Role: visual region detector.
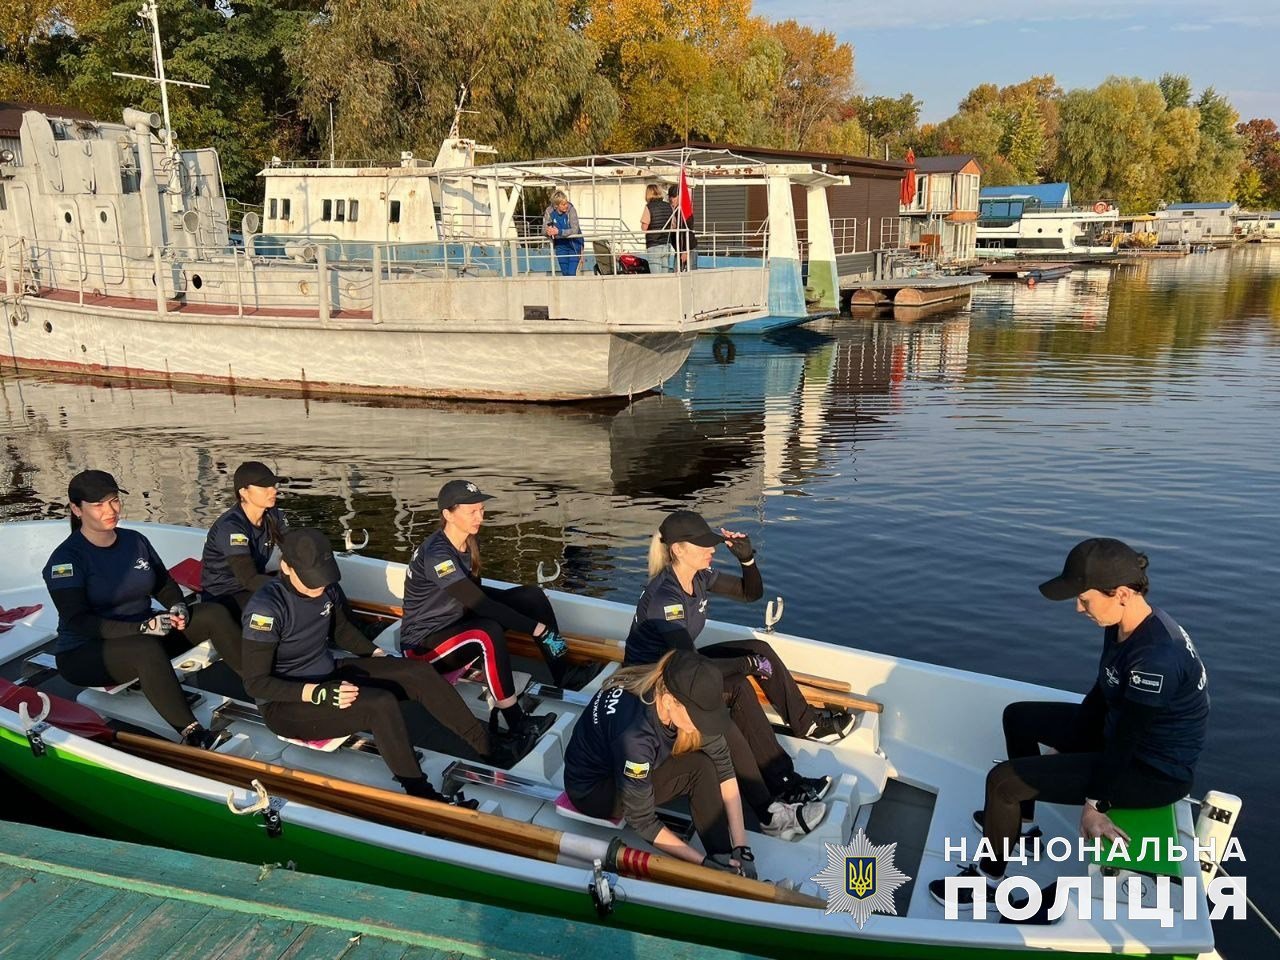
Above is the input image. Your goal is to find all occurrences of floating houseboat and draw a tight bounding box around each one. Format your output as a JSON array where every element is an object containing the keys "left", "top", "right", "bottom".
[{"left": 976, "top": 184, "right": 1120, "bottom": 260}]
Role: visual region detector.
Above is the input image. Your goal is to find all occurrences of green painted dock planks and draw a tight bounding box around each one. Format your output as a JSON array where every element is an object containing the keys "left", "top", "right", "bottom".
[{"left": 0, "top": 820, "right": 765, "bottom": 960}]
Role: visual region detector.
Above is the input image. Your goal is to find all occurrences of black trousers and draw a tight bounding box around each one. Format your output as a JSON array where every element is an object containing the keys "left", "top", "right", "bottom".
[
  {"left": 56, "top": 602, "right": 240, "bottom": 732},
  {"left": 700, "top": 638, "right": 818, "bottom": 792},
  {"left": 262, "top": 657, "right": 492, "bottom": 780},
  {"left": 409, "top": 585, "right": 563, "bottom": 692},
  {"left": 982, "top": 700, "right": 1191, "bottom": 873},
  {"left": 569, "top": 751, "right": 733, "bottom": 856}
]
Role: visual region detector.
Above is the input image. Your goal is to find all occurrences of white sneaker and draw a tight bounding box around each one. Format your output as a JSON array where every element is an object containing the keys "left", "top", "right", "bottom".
[{"left": 762, "top": 800, "right": 827, "bottom": 841}]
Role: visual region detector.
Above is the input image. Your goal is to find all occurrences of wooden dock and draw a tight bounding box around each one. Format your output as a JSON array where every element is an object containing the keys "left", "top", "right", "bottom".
[
  {"left": 841, "top": 275, "right": 987, "bottom": 310},
  {"left": 0, "top": 820, "right": 765, "bottom": 960}
]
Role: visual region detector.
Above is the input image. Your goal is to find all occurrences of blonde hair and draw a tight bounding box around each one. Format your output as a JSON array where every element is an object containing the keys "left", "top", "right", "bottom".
[
  {"left": 645, "top": 184, "right": 663, "bottom": 202},
  {"left": 646, "top": 531, "right": 672, "bottom": 579},
  {"left": 551, "top": 190, "right": 569, "bottom": 205},
  {"left": 608, "top": 652, "right": 701, "bottom": 755}
]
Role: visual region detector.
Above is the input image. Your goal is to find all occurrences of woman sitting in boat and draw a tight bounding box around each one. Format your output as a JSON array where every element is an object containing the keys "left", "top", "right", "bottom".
[
  {"left": 564, "top": 650, "right": 771, "bottom": 874},
  {"left": 240, "top": 527, "right": 522, "bottom": 802},
  {"left": 542, "top": 190, "right": 584, "bottom": 277},
  {"left": 929, "top": 538, "right": 1210, "bottom": 907},
  {"left": 640, "top": 183, "right": 673, "bottom": 272},
  {"left": 398, "top": 480, "right": 561, "bottom": 744},
  {"left": 627, "top": 511, "right": 854, "bottom": 804},
  {"left": 199, "top": 461, "right": 288, "bottom": 635},
  {"left": 42, "top": 470, "right": 240, "bottom": 749}
]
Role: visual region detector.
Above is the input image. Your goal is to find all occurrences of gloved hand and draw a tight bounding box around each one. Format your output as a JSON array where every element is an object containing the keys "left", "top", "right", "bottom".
[
  {"left": 139, "top": 613, "right": 173, "bottom": 636},
  {"left": 701, "top": 852, "right": 740, "bottom": 874},
  {"left": 724, "top": 533, "right": 754, "bottom": 563},
  {"left": 536, "top": 627, "right": 568, "bottom": 660},
  {"left": 168, "top": 602, "right": 190, "bottom": 630},
  {"left": 732, "top": 845, "right": 757, "bottom": 881},
  {"left": 308, "top": 681, "right": 351, "bottom": 708},
  {"left": 746, "top": 653, "right": 773, "bottom": 680}
]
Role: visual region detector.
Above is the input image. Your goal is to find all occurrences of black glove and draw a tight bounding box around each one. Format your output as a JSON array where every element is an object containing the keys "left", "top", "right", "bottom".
[
  {"left": 732, "top": 845, "right": 757, "bottom": 881},
  {"left": 536, "top": 628, "right": 568, "bottom": 660},
  {"left": 308, "top": 681, "right": 345, "bottom": 707},
  {"left": 725, "top": 535, "right": 754, "bottom": 563},
  {"left": 138, "top": 613, "right": 173, "bottom": 636},
  {"left": 745, "top": 654, "right": 773, "bottom": 680},
  {"left": 168, "top": 602, "right": 190, "bottom": 624},
  {"left": 701, "top": 852, "right": 739, "bottom": 874}
]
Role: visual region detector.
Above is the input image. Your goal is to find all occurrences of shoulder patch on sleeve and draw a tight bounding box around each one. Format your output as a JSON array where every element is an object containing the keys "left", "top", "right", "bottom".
[
  {"left": 623, "top": 760, "right": 651, "bottom": 780},
  {"left": 51, "top": 562, "right": 74, "bottom": 579},
  {"left": 1129, "top": 670, "right": 1164, "bottom": 694},
  {"left": 248, "top": 613, "right": 275, "bottom": 632},
  {"left": 663, "top": 603, "right": 684, "bottom": 622},
  {"left": 433, "top": 559, "right": 457, "bottom": 578},
  {"left": 228, "top": 532, "right": 249, "bottom": 547}
]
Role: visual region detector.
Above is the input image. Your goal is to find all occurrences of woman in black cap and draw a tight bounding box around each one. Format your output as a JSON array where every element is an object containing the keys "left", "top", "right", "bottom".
[
  {"left": 564, "top": 650, "right": 764, "bottom": 872},
  {"left": 41, "top": 470, "right": 240, "bottom": 748},
  {"left": 627, "top": 511, "right": 852, "bottom": 807},
  {"left": 398, "top": 479, "right": 562, "bottom": 743},
  {"left": 200, "top": 461, "right": 289, "bottom": 632},
  {"left": 240, "top": 528, "right": 519, "bottom": 802},
  {"left": 929, "top": 537, "right": 1210, "bottom": 907}
]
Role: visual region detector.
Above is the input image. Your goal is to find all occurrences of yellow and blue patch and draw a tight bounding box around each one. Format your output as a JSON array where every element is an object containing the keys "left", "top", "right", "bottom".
[
  {"left": 663, "top": 603, "right": 684, "bottom": 621},
  {"left": 433, "top": 559, "right": 457, "bottom": 578},
  {"left": 50, "top": 563, "right": 74, "bottom": 579},
  {"left": 846, "top": 856, "right": 877, "bottom": 900},
  {"left": 229, "top": 532, "right": 249, "bottom": 547},
  {"left": 248, "top": 613, "right": 275, "bottom": 632},
  {"left": 623, "top": 760, "right": 650, "bottom": 780}
]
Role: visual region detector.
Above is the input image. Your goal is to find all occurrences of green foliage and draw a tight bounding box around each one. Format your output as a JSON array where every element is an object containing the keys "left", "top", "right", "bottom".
[
  {"left": 1237, "top": 118, "right": 1280, "bottom": 208},
  {"left": 849, "top": 93, "right": 920, "bottom": 155},
  {"left": 1158, "top": 73, "right": 1191, "bottom": 110}
]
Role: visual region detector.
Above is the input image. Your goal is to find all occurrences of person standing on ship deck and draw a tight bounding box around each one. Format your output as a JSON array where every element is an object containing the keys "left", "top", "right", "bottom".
[
  {"left": 641, "top": 184, "right": 674, "bottom": 272},
  {"left": 543, "top": 191, "right": 584, "bottom": 276}
]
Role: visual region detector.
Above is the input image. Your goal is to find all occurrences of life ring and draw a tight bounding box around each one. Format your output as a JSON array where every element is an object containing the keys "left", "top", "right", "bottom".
[
  {"left": 711, "top": 335, "right": 736, "bottom": 365},
  {"left": 1092, "top": 201, "right": 1109, "bottom": 214}
]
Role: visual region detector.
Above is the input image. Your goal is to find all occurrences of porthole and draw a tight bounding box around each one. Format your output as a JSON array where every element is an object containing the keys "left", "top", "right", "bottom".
[
  {"left": 43, "top": 321, "right": 53, "bottom": 333},
  {"left": 63, "top": 212, "right": 72, "bottom": 224},
  {"left": 81, "top": 344, "right": 87, "bottom": 353},
  {"left": 191, "top": 274, "right": 203, "bottom": 290},
  {"left": 99, "top": 211, "right": 108, "bottom": 223}
]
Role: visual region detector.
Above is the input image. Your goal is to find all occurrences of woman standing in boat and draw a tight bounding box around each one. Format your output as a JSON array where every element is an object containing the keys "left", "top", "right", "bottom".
[
  {"left": 42, "top": 470, "right": 240, "bottom": 749},
  {"left": 542, "top": 191, "right": 584, "bottom": 276},
  {"left": 399, "top": 480, "right": 562, "bottom": 743},
  {"left": 200, "top": 461, "right": 288, "bottom": 640},
  {"left": 563, "top": 651, "right": 762, "bottom": 873},
  {"left": 627, "top": 511, "right": 854, "bottom": 804},
  {"left": 929, "top": 538, "right": 1210, "bottom": 906},
  {"left": 640, "top": 184, "right": 673, "bottom": 272},
  {"left": 240, "top": 528, "right": 518, "bottom": 802}
]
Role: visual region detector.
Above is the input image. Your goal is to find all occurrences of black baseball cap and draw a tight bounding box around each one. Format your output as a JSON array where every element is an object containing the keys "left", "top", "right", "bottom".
[
  {"left": 438, "top": 479, "right": 494, "bottom": 512},
  {"left": 68, "top": 470, "right": 127, "bottom": 504},
  {"left": 281, "top": 528, "right": 341, "bottom": 589},
  {"left": 663, "top": 651, "right": 731, "bottom": 737},
  {"left": 234, "top": 461, "right": 279, "bottom": 491},
  {"left": 659, "top": 510, "right": 722, "bottom": 548},
  {"left": 1039, "top": 538, "right": 1148, "bottom": 601}
]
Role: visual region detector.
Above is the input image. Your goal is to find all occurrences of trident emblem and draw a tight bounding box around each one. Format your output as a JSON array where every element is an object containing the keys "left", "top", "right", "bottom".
[{"left": 846, "top": 856, "right": 877, "bottom": 900}]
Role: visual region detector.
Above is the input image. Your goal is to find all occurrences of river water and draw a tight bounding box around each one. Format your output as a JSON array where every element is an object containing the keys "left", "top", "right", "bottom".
[{"left": 2, "top": 245, "right": 1277, "bottom": 953}]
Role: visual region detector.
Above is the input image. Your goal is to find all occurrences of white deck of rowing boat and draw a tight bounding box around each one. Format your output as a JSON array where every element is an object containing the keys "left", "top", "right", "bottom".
[{"left": 0, "top": 520, "right": 1221, "bottom": 956}]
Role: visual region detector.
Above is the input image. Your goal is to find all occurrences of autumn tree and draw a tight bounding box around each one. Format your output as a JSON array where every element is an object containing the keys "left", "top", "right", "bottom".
[
  {"left": 849, "top": 93, "right": 920, "bottom": 157},
  {"left": 1237, "top": 118, "right": 1280, "bottom": 207},
  {"left": 760, "top": 20, "right": 860, "bottom": 151}
]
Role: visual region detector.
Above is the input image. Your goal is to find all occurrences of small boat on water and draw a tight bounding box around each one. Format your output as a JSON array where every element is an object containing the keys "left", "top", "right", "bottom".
[
  {"left": 976, "top": 185, "right": 1120, "bottom": 261},
  {"left": 0, "top": 519, "right": 1236, "bottom": 958},
  {"left": 978, "top": 262, "right": 1074, "bottom": 282}
]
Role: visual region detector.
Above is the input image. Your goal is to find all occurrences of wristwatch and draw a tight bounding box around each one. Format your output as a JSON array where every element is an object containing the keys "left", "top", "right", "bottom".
[{"left": 1086, "top": 797, "right": 1112, "bottom": 814}]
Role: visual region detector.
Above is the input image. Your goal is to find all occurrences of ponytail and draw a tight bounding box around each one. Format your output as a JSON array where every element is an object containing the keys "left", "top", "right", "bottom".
[
  {"left": 647, "top": 531, "right": 671, "bottom": 579},
  {"left": 606, "top": 652, "right": 701, "bottom": 755}
]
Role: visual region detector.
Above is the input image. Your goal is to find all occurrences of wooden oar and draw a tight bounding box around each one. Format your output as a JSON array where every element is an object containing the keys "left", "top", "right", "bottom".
[
  {"left": 349, "top": 598, "right": 882, "bottom": 714},
  {"left": 115, "top": 732, "right": 824, "bottom": 909}
]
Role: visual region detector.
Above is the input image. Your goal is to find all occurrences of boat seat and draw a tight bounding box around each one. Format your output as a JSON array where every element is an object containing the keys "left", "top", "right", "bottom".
[
  {"left": 278, "top": 734, "right": 351, "bottom": 752},
  {"left": 554, "top": 790, "right": 622, "bottom": 828},
  {"left": 441, "top": 760, "right": 693, "bottom": 839},
  {"left": 1093, "top": 803, "right": 1182, "bottom": 878}
]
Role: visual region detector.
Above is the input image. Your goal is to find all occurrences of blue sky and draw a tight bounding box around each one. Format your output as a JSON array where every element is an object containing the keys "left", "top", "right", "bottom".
[{"left": 755, "top": 0, "right": 1278, "bottom": 125}]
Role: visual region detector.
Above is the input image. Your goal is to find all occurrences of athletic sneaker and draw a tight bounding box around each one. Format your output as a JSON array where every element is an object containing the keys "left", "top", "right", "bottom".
[
  {"left": 182, "top": 725, "right": 230, "bottom": 751},
  {"left": 971, "top": 810, "right": 1043, "bottom": 842},
  {"left": 398, "top": 776, "right": 479, "bottom": 809},
  {"left": 804, "top": 711, "right": 856, "bottom": 744},
  {"left": 928, "top": 863, "right": 1029, "bottom": 909},
  {"left": 777, "top": 773, "right": 833, "bottom": 804},
  {"left": 761, "top": 800, "right": 827, "bottom": 841}
]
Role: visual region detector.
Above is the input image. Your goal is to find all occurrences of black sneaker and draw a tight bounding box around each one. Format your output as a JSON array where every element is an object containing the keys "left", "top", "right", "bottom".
[
  {"left": 928, "top": 864, "right": 1028, "bottom": 909},
  {"left": 182, "top": 725, "right": 230, "bottom": 751},
  {"left": 778, "top": 773, "right": 833, "bottom": 804},
  {"left": 972, "top": 810, "right": 1043, "bottom": 842},
  {"left": 804, "top": 711, "right": 856, "bottom": 744},
  {"left": 513, "top": 711, "right": 558, "bottom": 741}
]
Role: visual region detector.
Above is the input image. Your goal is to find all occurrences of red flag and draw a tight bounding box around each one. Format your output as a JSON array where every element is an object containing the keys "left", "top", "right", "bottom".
[{"left": 678, "top": 167, "right": 694, "bottom": 222}]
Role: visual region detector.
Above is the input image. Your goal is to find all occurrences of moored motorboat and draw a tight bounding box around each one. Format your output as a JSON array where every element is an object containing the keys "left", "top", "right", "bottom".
[{"left": 0, "top": 518, "right": 1235, "bottom": 958}]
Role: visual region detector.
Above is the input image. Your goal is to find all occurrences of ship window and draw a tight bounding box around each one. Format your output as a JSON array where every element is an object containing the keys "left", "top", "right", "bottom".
[
  {"left": 99, "top": 210, "right": 107, "bottom": 223},
  {"left": 0, "top": 185, "right": 6, "bottom": 211},
  {"left": 1183, "top": 210, "right": 1194, "bottom": 217},
  {"left": 349, "top": 200, "right": 359, "bottom": 222},
  {"left": 64, "top": 211, "right": 72, "bottom": 224},
  {"left": 335, "top": 199, "right": 345, "bottom": 222},
  {"left": 281, "top": 199, "right": 291, "bottom": 219},
  {"left": 269, "top": 198, "right": 278, "bottom": 219},
  {"left": 322, "top": 199, "right": 332, "bottom": 221},
  {"left": 390, "top": 200, "right": 401, "bottom": 223}
]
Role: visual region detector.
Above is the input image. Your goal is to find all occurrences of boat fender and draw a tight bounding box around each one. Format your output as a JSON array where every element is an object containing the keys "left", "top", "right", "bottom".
[
  {"left": 1194, "top": 791, "right": 1243, "bottom": 879},
  {"left": 711, "top": 336, "right": 736, "bottom": 365},
  {"left": 1093, "top": 202, "right": 1109, "bottom": 214},
  {"left": 589, "top": 858, "right": 615, "bottom": 917}
]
